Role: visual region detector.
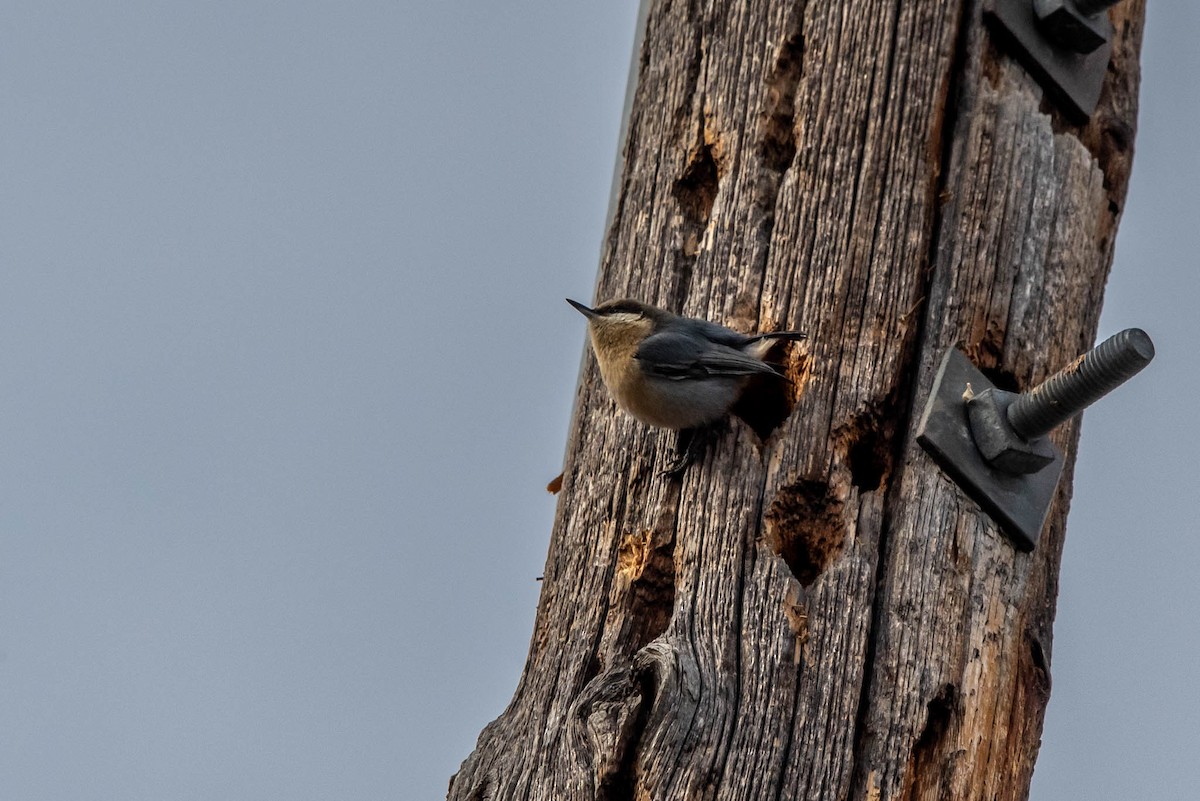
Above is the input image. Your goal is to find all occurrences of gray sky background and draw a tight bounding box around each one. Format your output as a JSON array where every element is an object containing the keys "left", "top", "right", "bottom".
[{"left": 0, "top": 3, "right": 1194, "bottom": 799}]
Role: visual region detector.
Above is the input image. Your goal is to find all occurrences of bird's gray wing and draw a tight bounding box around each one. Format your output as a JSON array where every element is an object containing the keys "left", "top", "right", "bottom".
[
  {"left": 635, "top": 330, "right": 779, "bottom": 380},
  {"left": 672, "top": 317, "right": 753, "bottom": 348},
  {"left": 675, "top": 317, "right": 806, "bottom": 347}
]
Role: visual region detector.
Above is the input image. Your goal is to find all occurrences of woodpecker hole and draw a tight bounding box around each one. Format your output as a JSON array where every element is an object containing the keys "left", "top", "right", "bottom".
[
  {"left": 844, "top": 414, "right": 891, "bottom": 492},
  {"left": 833, "top": 398, "right": 900, "bottom": 493},
  {"left": 758, "top": 29, "right": 804, "bottom": 175},
  {"left": 617, "top": 529, "right": 653, "bottom": 581},
  {"left": 614, "top": 524, "right": 676, "bottom": 651},
  {"left": 1025, "top": 633, "right": 1052, "bottom": 699},
  {"left": 587, "top": 662, "right": 656, "bottom": 801},
  {"left": 966, "top": 337, "right": 1020, "bottom": 392},
  {"left": 1029, "top": 636, "right": 1048, "bottom": 674},
  {"left": 979, "top": 365, "right": 1020, "bottom": 393},
  {"left": 672, "top": 141, "right": 720, "bottom": 258},
  {"left": 905, "top": 682, "right": 959, "bottom": 797},
  {"left": 580, "top": 650, "right": 603, "bottom": 690},
  {"left": 763, "top": 479, "right": 846, "bottom": 587},
  {"left": 733, "top": 341, "right": 811, "bottom": 441},
  {"left": 912, "top": 683, "right": 957, "bottom": 768},
  {"left": 848, "top": 436, "right": 887, "bottom": 492},
  {"left": 674, "top": 142, "right": 719, "bottom": 224}
]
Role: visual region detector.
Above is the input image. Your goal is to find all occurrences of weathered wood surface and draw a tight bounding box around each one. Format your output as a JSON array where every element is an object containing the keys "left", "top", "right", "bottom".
[{"left": 449, "top": 1, "right": 1144, "bottom": 799}]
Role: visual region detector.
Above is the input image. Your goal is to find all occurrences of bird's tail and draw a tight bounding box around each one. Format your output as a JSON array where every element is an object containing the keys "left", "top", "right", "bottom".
[
  {"left": 747, "top": 330, "right": 807, "bottom": 343},
  {"left": 743, "top": 330, "right": 807, "bottom": 362}
]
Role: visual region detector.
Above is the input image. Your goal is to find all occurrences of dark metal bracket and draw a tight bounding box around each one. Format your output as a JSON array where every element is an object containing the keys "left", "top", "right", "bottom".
[
  {"left": 917, "top": 329, "right": 1154, "bottom": 551},
  {"left": 917, "top": 350, "right": 1064, "bottom": 551},
  {"left": 983, "top": 0, "right": 1116, "bottom": 123}
]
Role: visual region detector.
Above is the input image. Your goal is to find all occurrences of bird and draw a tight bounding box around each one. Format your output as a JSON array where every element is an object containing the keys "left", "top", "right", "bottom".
[{"left": 567, "top": 297, "right": 806, "bottom": 474}]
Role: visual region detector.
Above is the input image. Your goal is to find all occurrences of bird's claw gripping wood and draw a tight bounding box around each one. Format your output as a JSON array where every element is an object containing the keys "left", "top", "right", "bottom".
[{"left": 658, "top": 426, "right": 709, "bottom": 478}]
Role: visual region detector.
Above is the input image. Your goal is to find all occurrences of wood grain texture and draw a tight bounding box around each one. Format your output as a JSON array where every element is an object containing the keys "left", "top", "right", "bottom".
[{"left": 448, "top": 1, "right": 1145, "bottom": 799}]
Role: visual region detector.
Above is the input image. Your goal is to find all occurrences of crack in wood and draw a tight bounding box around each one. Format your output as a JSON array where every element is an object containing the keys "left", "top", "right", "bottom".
[{"left": 847, "top": 0, "right": 973, "bottom": 795}]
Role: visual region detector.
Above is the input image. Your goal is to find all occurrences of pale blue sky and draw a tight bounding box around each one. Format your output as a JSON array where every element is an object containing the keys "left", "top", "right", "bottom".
[{"left": 0, "top": 3, "right": 1194, "bottom": 799}]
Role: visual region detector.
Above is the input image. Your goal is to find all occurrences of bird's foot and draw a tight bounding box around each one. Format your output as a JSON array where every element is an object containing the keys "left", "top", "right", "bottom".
[{"left": 659, "top": 426, "right": 710, "bottom": 478}]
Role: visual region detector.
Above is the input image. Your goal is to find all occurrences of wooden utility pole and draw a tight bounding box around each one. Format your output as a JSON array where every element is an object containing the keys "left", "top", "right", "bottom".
[{"left": 450, "top": 1, "right": 1144, "bottom": 798}]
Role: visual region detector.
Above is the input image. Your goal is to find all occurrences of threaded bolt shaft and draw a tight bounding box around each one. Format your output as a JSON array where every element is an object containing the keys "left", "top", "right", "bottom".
[{"left": 1007, "top": 328, "right": 1154, "bottom": 440}]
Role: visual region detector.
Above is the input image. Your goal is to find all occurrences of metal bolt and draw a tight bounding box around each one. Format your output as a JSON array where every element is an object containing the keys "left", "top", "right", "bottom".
[
  {"left": 918, "top": 325, "right": 1153, "bottom": 549},
  {"left": 1007, "top": 327, "right": 1155, "bottom": 440}
]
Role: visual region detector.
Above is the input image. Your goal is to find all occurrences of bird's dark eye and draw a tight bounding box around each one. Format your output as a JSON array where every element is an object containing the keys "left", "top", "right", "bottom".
[{"left": 598, "top": 299, "right": 646, "bottom": 316}]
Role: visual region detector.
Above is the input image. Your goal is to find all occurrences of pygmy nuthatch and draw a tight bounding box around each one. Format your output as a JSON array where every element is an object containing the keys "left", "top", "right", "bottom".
[{"left": 567, "top": 298, "right": 806, "bottom": 471}]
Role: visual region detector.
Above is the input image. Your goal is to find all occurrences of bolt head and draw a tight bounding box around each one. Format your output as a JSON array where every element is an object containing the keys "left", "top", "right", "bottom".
[
  {"left": 966, "top": 388, "right": 1057, "bottom": 475},
  {"left": 1033, "top": 0, "right": 1112, "bottom": 54},
  {"left": 1036, "top": 0, "right": 1108, "bottom": 54}
]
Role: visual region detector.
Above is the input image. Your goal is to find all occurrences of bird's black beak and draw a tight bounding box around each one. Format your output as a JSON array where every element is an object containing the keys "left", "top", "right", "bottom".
[{"left": 566, "top": 298, "right": 599, "bottom": 319}]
